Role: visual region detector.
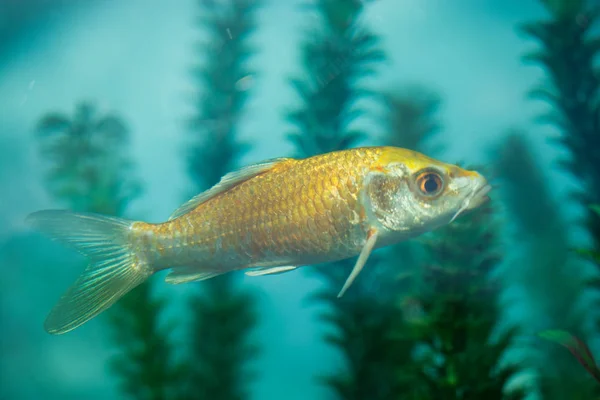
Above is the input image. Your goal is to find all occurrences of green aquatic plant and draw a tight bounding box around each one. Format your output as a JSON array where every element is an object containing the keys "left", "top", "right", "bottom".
[
  {"left": 186, "top": 0, "right": 257, "bottom": 190},
  {"left": 378, "top": 88, "right": 520, "bottom": 398},
  {"left": 106, "top": 281, "right": 183, "bottom": 400},
  {"left": 380, "top": 85, "right": 444, "bottom": 154},
  {"left": 285, "top": 0, "right": 400, "bottom": 398},
  {"left": 35, "top": 102, "right": 141, "bottom": 214},
  {"left": 522, "top": 0, "right": 600, "bottom": 245},
  {"left": 578, "top": 206, "right": 600, "bottom": 265},
  {"left": 520, "top": 0, "right": 600, "bottom": 277},
  {"left": 286, "top": 0, "right": 385, "bottom": 156},
  {"left": 407, "top": 193, "right": 524, "bottom": 399},
  {"left": 493, "top": 131, "right": 593, "bottom": 399},
  {"left": 520, "top": 1, "right": 600, "bottom": 395},
  {"left": 35, "top": 102, "right": 180, "bottom": 399},
  {"left": 378, "top": 85, "right": 444, "bottom": 289},
  {"left": 537, "top": 329, "right": 600, "bottom": 384},
  {"left": 184, "top": 276, "right": 259, "bottom": 400},
  {"left": 378, "top": 85, "right": 445, "bottom": 396},
  {"left": 549, "top": 205, "right": 600, "bottom": 388},
  {"left": 184, "top": 0, "right": 261, "bottom": 398}
]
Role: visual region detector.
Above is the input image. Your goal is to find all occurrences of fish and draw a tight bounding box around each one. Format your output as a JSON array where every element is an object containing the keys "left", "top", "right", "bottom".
[{"left": 26, "top": 146, "right": 491, "bottom": 335}]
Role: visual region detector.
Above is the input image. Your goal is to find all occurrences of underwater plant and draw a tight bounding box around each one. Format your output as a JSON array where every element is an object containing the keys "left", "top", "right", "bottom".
[
  {"left": 520, "top": 1, "right": 600, "bottom": 395},
  {"left": 186, "top": 0, "right": 257, "bottom": 189},
  {"left": 380, "top": 85, "right": 444, "bottom": 153},
  {"left": 493, "top": 131, "right": 595, "bottom": 399},
  {"left": 378, "top": 85, "right": 444, "bottom": 287},
  {"left": 286, "top": 0, "right": 385, "bottom": 156},
  {"left": 378, "top": 86, "right": 449, "bottom": 397},
  {"left": 183, "top": 0, "right": 261, "bottom": 398},
  {"left": 379, "top": 89, "right": 521, "bottom": 398},
  {"left": 538, "top": 328, "right": 600, "bottom": 385},
  {"left": 35, "top": 102, "right": 140, "bottom": 214},
  {"left": 408, "top": 192, "right": 524, "bottom": 399},
  {"left": 284, "top": 1, "right": 408, "bottom": 398},
  {"left": 106, "top": 281, "right": 183, "bottom": 400},
  {"left": 520, "top": 0, "right": 600, "bottom": 252},
  {"left": 35, "top": 102, "right": 181, "bottom": 399}
]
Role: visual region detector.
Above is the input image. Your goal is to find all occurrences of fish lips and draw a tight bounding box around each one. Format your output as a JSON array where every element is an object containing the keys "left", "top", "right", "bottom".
[
  {"left": 466, "top": 183, "right": 492, "bottom": 210},
  {"left": 449, "top": 182, "right": 492, "bottom": 223}
]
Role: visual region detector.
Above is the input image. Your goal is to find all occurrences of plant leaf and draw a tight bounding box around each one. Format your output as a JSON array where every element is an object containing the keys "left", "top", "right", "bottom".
[{"left": 538, "top": 329, "right": 600, "bottom": 383}]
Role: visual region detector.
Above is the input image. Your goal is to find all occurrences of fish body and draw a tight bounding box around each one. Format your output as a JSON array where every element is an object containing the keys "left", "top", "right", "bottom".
[
  {"left": 27, "top": 146, "right": 491, "bottom": 334},
  {"left": 141, "top": 147, "right": 384, "bottom": 276}
]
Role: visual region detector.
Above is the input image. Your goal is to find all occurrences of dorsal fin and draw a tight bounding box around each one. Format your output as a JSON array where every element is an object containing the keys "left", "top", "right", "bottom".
[{"left": 168, "top": 157, "right": 294, "bottom": 220}]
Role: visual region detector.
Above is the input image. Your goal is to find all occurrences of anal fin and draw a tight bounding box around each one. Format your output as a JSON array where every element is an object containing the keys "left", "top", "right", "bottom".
[
  {"left": 245, "top": 265, "right": 298, "bottom": 277},
  {"left": 165, "top": 266, "right": 223, "bottom": 285},
  {"left": 337, "top": 228, "right": 379, "bottom": 298}
]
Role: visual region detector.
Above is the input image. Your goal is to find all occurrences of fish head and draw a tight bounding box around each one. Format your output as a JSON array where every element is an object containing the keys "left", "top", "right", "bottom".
[{"left": 363, "top": 147, "right": 491, "bottom": 242}]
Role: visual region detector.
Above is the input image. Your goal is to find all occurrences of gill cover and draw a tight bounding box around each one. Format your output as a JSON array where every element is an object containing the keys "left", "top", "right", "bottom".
[{"left": 364, "top": 164, "right": 415, "bottom": 232}]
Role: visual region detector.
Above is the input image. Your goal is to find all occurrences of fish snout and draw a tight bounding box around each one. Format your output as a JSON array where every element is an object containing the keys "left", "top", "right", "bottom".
[
  {"left": 448, "top": 171, "right": 491, "bottom": 223},
  {"left": 466, "top": 173, "right": 491, "bottom": 210}
]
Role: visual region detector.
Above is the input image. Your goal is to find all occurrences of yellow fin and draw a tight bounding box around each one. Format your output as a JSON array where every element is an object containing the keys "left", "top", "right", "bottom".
[
  {"left": 245, "top": 265, "right": 298, "bottom": 276},
  {"left": 168, "top": 157, "right": 294, "bottom": 220}
]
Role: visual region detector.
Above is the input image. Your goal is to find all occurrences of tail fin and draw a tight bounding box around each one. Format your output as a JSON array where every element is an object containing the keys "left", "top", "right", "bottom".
[{"left": 26, "top": 210, "right": 152, "bottom": 335}]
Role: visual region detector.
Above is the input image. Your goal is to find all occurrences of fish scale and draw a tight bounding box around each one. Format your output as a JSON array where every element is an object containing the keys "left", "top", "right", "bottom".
[{"left": 150, "top": 148, "right": 378, "bottom": 272}]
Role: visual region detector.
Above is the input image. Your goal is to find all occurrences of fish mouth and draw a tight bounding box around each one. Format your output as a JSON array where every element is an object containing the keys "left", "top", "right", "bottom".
[
  {"left": 449, "top": 182, "right": 492, "bottom": 223},
  {"left": 467, "top": 183, "right": 492, "bottom": 209}
]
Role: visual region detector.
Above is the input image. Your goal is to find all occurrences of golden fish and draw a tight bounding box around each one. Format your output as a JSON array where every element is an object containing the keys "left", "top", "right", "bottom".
[{"left": 27, "top": 146, "right": 491, "bottom": 334}]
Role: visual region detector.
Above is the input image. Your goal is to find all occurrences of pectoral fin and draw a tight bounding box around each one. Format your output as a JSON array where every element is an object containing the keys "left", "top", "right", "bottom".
[
  {"left": 245, "top": 265, "right": 298, "bottom": 276},
  {"left": 337, "top": 229, "right": 379, "bottom": 298}
]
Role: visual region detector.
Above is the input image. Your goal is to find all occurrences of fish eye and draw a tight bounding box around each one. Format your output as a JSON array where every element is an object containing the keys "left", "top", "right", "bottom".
[{"left": 415, "top": 171, "right": 443, "bottom": 196}]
